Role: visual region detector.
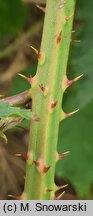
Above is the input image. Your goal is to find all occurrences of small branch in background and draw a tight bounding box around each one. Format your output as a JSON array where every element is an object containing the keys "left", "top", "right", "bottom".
[
  {"left": 0, "top": 20, "right": 43, "bottom": 90},
  {"left": 2, "top": 89, "right": 31, "bottom": 107},
  {"left": 0, "top": 20, "right": 43, "bottom": 60},
  {"left": 0, "top": 51, "right": 27, "bottom": 84}
]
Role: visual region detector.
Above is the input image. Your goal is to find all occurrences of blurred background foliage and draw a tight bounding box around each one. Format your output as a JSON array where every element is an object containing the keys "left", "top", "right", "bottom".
[
  {"left": 0, "top": 0, "right": 26, "bottom": 42},
  {"left": 57, "top": 0, "right": 93, "bottom": 198},
  {"left": 0, "top": 0, "right": 93, "bottom": 199}
]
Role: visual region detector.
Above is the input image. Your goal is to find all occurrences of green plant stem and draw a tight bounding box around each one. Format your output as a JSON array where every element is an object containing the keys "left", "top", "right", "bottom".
[{"left": 25, "top": 0, "right": 76, "bottom": 200}]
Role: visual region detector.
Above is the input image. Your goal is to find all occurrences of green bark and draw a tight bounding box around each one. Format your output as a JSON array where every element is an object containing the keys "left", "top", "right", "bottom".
[{"left": 25, "top": 0, "right": 76, "bottom": 200}]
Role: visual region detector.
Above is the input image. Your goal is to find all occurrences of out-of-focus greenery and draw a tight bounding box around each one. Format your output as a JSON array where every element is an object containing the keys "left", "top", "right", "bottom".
[
  {"left": 57, "top": 0, "right": 93, "bottom": 197},
  {"left": 0, "top": 0, "right": 93, "bottom": 198},
  {"left": 0, "top": 0, "right": 26, "bottom": 43}
]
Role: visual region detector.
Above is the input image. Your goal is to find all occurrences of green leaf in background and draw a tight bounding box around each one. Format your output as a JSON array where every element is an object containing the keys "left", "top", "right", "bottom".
[
  {"left": 0, "top": 0, "right": 26, "bottom": 42},
  {"left": 0, "top": 100, "right": 33, "bottom": 120},
  {"left": 57, "top": 100, "right": 93, "bottom": 197},
  {"left": 57, "top": 0, "right": 93, "bottom": 197}
]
